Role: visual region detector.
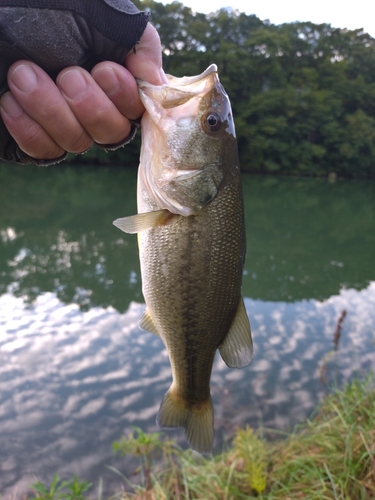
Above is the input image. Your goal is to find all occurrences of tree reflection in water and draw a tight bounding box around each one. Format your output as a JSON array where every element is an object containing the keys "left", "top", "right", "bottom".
[{"left": 0, "top": 163, "right": 374, "bottom": 496}]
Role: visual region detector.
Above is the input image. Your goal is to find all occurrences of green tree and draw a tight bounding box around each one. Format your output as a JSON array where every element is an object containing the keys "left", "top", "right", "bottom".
[{"left": 70, "top": 1, "right": 375, "bottom": 178}]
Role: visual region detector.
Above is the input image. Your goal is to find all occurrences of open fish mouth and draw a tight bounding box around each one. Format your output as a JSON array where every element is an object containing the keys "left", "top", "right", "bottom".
[{"left": 139, "top": 64, "right": 218, "bottom": 90}]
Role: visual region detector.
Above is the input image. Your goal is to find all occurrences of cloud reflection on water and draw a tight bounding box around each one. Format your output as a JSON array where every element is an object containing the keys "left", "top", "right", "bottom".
[{"left": 1, "top": 284, "right": 374, "bottom": 496}]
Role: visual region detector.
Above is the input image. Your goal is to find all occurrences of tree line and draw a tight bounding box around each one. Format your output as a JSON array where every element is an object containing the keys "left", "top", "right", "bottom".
[{"left": 74, "top": 0, "right": 375, "bottom": 178}]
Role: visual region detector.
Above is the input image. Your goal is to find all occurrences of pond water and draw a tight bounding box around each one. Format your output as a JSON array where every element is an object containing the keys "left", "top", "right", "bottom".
[{"left": 0, "top": 164, "right": 374, "bottom": 496}]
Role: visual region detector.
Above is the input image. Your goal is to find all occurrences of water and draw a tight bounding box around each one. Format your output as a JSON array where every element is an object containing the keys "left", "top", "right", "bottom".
[{"left": 1, "top": 164, "right": 374, "bottom": 496}]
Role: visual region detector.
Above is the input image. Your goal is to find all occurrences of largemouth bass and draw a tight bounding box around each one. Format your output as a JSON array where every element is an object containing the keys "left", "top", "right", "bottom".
[{"left": 113, "top": 65, "right": 252, "bottom": 454}]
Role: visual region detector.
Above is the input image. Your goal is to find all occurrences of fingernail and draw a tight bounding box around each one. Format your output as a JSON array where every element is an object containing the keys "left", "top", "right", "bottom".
[
  {"left": 10, "top": 64, "right": 38, "bottom": 93},
  {"left": 92, "top": 67, "right": 120, "bottom": 94},
  {"left": 59, "top": 70, "right": 88, "bottom": 100},
  {"left": 0, "top": 92, "right": 23, "bottom": 117}
]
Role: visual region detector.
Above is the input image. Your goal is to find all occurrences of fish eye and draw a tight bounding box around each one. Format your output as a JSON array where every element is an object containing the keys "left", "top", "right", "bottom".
[{"left": 203, "top": 112, "right": 222, "bottom": 132}]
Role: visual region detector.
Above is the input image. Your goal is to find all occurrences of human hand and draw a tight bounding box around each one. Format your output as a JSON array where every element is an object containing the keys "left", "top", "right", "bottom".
[{"left": 0, "top": 24, "right": 166, "bottom": 162}]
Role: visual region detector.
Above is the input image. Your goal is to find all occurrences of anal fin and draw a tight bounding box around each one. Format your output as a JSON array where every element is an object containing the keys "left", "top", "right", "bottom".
[
  {"left": 139, "top": 309, "right": 159, "bottom": 336},
  {"left": 219, "top": 297, "right": 253, "bottom": 368}
]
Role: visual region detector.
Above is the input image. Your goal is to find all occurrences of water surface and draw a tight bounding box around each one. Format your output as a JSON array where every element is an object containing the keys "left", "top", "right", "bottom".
[{"left": 0, "top": 164, "right": 374, "bottom": 496}]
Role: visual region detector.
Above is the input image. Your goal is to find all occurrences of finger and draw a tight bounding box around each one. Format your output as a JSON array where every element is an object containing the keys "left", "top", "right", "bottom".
[
  {"left": 0, "top": 91, "right": 65, "bottom": 159},
  {"left": 7, "top": 60, "right": 92, "bottom": 154},
  {"left": 91, "top": 62, "right": 144, "bottom": 120},
  {"left": 125, "top": 24, "right": 168, "bottom": 85},
  {"left": 57, "top": 67, "right": 132, "bottom": 145}
]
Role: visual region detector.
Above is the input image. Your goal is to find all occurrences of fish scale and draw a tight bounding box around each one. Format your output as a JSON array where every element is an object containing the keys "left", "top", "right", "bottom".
[{"left": 113, "top": 65, "right": 253, "bottom": 453}]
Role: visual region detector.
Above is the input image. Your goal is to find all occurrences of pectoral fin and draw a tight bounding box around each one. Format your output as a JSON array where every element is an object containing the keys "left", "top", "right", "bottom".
[
  {"left": 113, "top": 209, "right": 178, "bottom": 234},
  {"left": 139, "top": 309, "right": 159, "bottom": 336},
  {"left": 219, "top": 297, "right": 253, "bottom": 368}
]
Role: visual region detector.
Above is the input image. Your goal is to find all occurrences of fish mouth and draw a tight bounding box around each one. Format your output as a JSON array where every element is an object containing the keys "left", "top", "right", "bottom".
[{"left": 138, "top": 64, "right": 218, "bottom": 89}]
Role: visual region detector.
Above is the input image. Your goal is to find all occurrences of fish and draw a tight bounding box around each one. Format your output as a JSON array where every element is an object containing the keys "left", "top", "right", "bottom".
[{"left": 113, "top": 64, "right": 252, "bottom": 454}]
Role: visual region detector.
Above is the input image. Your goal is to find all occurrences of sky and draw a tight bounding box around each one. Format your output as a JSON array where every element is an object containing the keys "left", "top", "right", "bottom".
[{"left": 161, "top": 0, "right": 375, "bottom": 38}]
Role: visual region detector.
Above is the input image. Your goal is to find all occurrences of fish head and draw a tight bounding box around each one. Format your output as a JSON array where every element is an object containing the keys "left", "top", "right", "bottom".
[{"left": 138, "top": 65, "right": 238, "bottom": 216}]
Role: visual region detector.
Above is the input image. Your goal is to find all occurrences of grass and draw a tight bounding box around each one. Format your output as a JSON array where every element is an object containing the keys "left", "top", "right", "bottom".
[
  {"left": 113, "top": 377, "right": 375, "bottom": 500},
  {"left": 5, "top": 377, "right": 375, "bottom": 500}
]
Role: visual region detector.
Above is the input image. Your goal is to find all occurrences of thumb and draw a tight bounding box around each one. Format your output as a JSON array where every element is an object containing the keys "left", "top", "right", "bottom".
[{"left": 125, "top": 23, "right": 168, "bottom": 85}]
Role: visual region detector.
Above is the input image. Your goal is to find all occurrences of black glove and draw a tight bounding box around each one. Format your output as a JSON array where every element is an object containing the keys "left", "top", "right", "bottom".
[{"left": 0, "top": 0, "right": 149, "bottom": 164}]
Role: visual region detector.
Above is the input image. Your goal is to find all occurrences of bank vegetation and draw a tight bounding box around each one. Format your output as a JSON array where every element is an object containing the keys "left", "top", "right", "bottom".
[{"left": 23, "top": 378, "right": 375, "bottom": 500}]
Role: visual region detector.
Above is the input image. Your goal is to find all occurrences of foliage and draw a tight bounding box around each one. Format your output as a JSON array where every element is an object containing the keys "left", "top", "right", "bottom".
[
  {"left": 113, "top": 427, "right": 166, "bottom": 458},
  {"left": 73, "top": 0, "right": 375, "bottom": 178},
  {"left": 17, "top": 378, "right": 374, "bottom": 499},
  {"left": 233, "top": 426, "right": 267, "bottom": 493},
  {"left": 266, "top": 378, "right": 375, "bottom": 499},
  {"left": 112, "top": 427, "right": 177, "bottom": 490},
  {"left": 112, "top": 378, "right": 375, "bottom": 499},
  {"left": 29, "top": 474, "right": 92, "bottom": 500}
]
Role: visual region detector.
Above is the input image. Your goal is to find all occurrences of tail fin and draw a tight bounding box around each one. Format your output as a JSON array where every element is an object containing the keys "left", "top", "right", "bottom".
[{"left": 157, "top": 388, "right": 214, "bottom": 454}]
